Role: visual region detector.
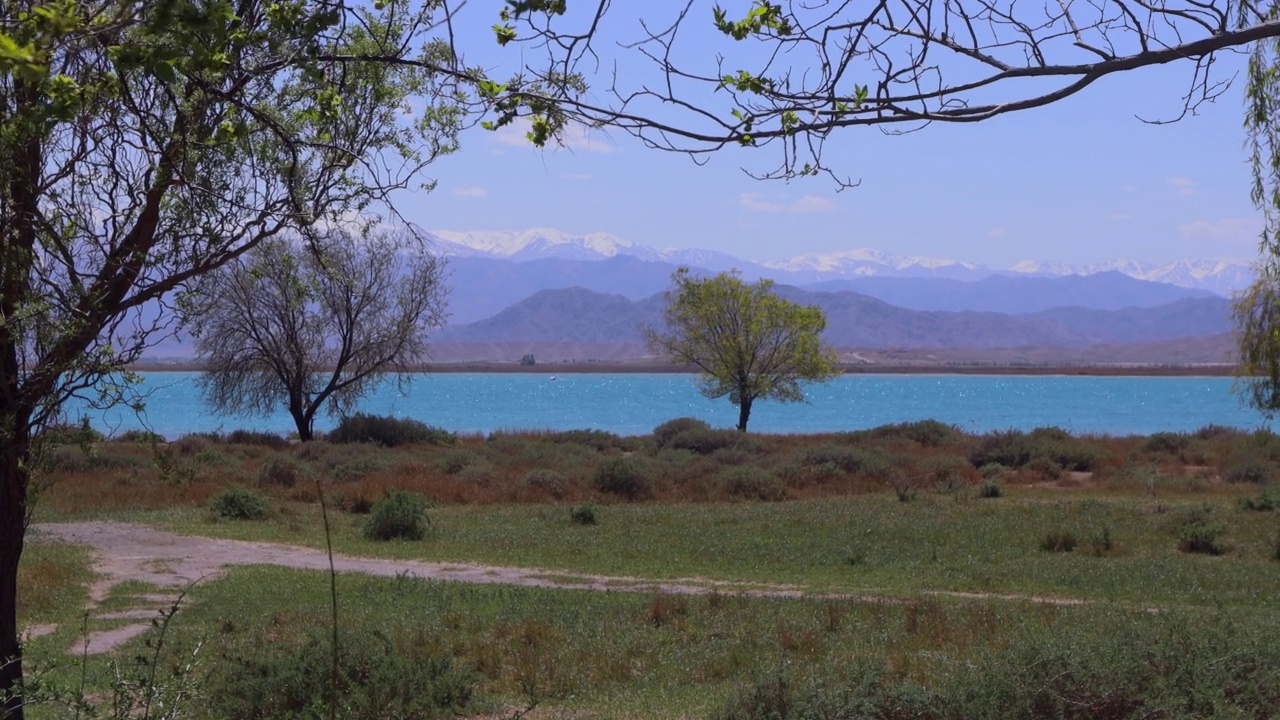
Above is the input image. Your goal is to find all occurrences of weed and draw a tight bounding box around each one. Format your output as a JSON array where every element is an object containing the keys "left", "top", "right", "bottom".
[
  {"left": 363, "top": 490, "right": 431, "bottom": 541},
  {"left": 1239, "top": 485, "right": 1280, "bottom": 511},
  {"left": 210, "top": 486, "right": 269, "bottom": 520},
  {"left": 549, "top": 428, "right": 629, "bottom": 451},
  {"left": 225, "top": 429, "right": 291, "bottom": 449},
  {"left": 1178, "top": 506, "right": 1227, "bottom": 555},
  {"left": 668, "top": 428, "right": 761, "bottom": 455},
  {"left": 1225, "top": 452, "right": 1275, "bottom": 484},
  {"left": 978, "top": 480, "right": 1003, "bottom": 498}
]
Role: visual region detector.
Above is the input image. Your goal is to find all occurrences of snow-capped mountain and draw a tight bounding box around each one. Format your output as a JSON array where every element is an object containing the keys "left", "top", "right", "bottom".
[
  {"left": 766, "top": 249, "right": 987, "bottom": 281},
  {"left": 424, "top": 227, "right": 1255, "bottom": 294},
  {"left": 1009, "top": 258, "right": 1255, "bottom": 295}
]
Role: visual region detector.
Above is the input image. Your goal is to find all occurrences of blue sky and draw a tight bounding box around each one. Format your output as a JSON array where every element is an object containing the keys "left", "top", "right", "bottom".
[{"left": 390, "top": 3, "right": 1262, "bottom": 269}]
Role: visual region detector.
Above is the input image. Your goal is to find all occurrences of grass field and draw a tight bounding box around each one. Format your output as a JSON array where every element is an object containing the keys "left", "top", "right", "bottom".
[{"left": 17, "top": 417, "right": 1280, "bottom": 718}]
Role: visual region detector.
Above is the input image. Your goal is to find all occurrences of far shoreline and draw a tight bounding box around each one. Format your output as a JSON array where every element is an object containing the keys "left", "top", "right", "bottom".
[{"left": 128, "top": 361, "right": 1240, "bottom": 377}]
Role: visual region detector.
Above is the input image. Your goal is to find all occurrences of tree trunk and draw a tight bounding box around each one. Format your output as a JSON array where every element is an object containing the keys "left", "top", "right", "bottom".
[
  {"left": 289, "top": 397, "right": 313, "bottom": 442},
  {"left": 0, "top": 431, "right": 29, "bottom": 720},
  {"left": 737, "top": 396, "right": 753, "bottom": 432}
]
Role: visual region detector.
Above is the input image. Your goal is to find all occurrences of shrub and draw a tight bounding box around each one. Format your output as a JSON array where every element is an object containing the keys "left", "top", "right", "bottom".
[
  {"left": 920, "top": 454, "right": 971, "bottom": 491},
  {"left": 1240, "top": 485, "right": 1280, "bottom": 512},
  {"left": 519, "top": 469, "right": 569, "bottom": 499},
  {"left": 1194, "top": 424, "right": 1243, "bottom": 440},
  {"left": 258, "top": 455, "right": 305, "bottom": 488},
  {"left": 978, "top": 480, "right": 1002, "bottom": 498},
  {"left": 969, "top": 430, "right": 1032, "bottom": 468},
  {"left": 1178, "top": 507, "right": 1226, "bottom": 555},
  {"left": 210, "top": 486, "right": 269, "bottom": 520},
  {"left": 329, "top": 413, "right": 455, "bottom": 447},
  {"left": 719, "top": 467, "right": 786, "bottom": 501},
  {"left": 363, "top": 490, "right": 431, "bottom": 541},
  {"left": 172, "top": 433, "right": 213, "bottom": 456},
  {"left": 38, "top": 417, "right": 105, "bottom": 446},
  {"left": 1040, "top": 531, "right": 1078, "bottom": 553},
  {"left": 207, "top": 629, "right": 476, "bottom": 720},
  {"left": 845, "top": 419, "right": 958, "bottom": 447},
  {"left": 549, "top": 428, "right": 629, "bottom": 451},
  {"left": 653, "top": 417, "right": 711, "bottom": 448},
  {"left": 225, "top": 429, "right": 290, "bottom": 449},
  {"left": 110, "top": 429, "right": 166, "bottom": 444},
  {"left": 978, "top": 462, "right": 1009, "bottom": 479},
  {"left": 593, "top": 456, "right": 652, "bottom": 499},
  {"left": 1141, "top": 431, "right": 1191, "bottom": 455},
  {"left": 800, "top": 445, "right": 888, "bottom": 475},
  {"left": 435, "top": 449, "right": 479, "bottom": 475},
  {"left": 668, "top": 428, "right": 761, "bottom": 455},
  {"left": 1225, "top": 453, "right": 1275, "bottom": 484},
  {"left": 570, "top": 504, "right": 598, "bottom": 525}
]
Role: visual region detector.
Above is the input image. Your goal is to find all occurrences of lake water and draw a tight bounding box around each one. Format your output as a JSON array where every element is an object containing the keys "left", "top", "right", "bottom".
[{"left": 70, "top": 372, "right": 1270, "bottom": 438}]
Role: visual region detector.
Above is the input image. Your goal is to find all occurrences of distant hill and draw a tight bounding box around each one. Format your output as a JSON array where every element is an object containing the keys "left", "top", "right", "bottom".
[
  {"left": 434, "top": 286, "right": 1233, "bottom": 349},
  {"left": 799, "top": 271, "right": 1214, "bottom": 314}
]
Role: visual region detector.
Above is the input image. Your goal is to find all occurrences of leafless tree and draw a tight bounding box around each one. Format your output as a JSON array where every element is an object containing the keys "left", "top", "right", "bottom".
[{"left": 190, "top": 229, "right": 448, "bottom": 441}]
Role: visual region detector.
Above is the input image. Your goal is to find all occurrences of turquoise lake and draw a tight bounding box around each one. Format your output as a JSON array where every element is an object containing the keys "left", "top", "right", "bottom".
[{"left": 72, "top": 372, "right": 1270, "bottom": 438}]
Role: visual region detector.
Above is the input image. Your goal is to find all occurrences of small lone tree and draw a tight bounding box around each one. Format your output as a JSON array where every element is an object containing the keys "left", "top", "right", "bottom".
[
  {"left": 645, "top": 269, "right": 838, "bottom": 431},
  {"left": 191, "top": 228, "right": 448, "bottom": 440}
]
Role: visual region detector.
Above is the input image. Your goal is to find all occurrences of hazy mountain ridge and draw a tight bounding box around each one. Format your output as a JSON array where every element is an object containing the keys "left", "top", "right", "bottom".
[
  {"left": 436, "top": 286, "right": 1232, "bottom": 350},
  {"left": 424, "top": 227, "right": 1254, "bottom": 294}
]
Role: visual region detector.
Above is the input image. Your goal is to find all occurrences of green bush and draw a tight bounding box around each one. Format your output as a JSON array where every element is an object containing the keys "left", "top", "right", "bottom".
[
  {"left": 1140, "top": 431, "right": 1191, "bottom": 455},
  {"left": 210, "top": 486, "right": 269, "bottom": 520},
  {"left": 363, "top": 490, "right": 431, "bottom": 541},
  {"left": 970, "top": 427, "right": 1101, "bottom": 472},
  {"left": 1225, "top": 452, "right": 1275, "bottom": 484},
  {"left": 593, "top": 456, "right": 652, "bottom": 499},
  {"left": 653, "top": 417, "right": 712, "bottom": 448},
  {"left": 435, "top": 449, "right": 479, "bottom": 475},
  {"left": 978, "top": 462, "right": 1009, "bottom": 479},
  {"left": 570, "top": 504, "right": 598, "bottom": 525},
  {"left": 1177, "top": 507, "right": 1226, "bottom": 555},
  {"left": 800, "top": 445, "right": 888, "bottom": 476},
  {"left": 329, "top": 413, "right": 455, "bottom": 447},
  {"left": 669, "top": 428, "right": 761, "bottom": 455},
  {"left": 549, "top": 428, "right": 630, "bottom": 451},
  {"left": 1040, "top": 530, "right": 1078, "bottom": 553},
  {"left": 258, "top": 455, "right": 305, "bottom": 488},
  {"left": 206, "top": 629, "right": 476, "bottom": 720},
  {"left": 226, "top": 429, "right": 290, "bottom": 449},
  {"left": 38, "top": 417, "right": 105, "bottom": 446},
  {"left": 920, "top": 454, "right": 971, "bottom": 491},
  {"left": 719, "top": 467, "right": 786, "bottom": 501},
  {"left": 978, "top": 480, "right": 1002, "bottom": 499},
  {"left": 1240, "top": 485, "right": 1280, "bottom": 512},
  {"left": 110, "top": 429, "right": 166, "bottom": 444},
  {"left": 172, "top": 433, "right": 214, "bottom": 456},
  {"left": 519, "top": 468, "right": 569, "bottom": 499},
  {"left": 843, "top": 419, "right": 958, "bottom": 447}
]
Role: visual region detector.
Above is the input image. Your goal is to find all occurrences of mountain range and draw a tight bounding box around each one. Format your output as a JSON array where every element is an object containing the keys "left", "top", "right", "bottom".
[{"left": 425, "top": 227, "right": 1256, "bottom": 295}]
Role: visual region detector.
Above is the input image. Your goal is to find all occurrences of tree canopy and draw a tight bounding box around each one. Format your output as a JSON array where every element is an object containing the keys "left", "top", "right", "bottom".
[{"left": 646, "top": 269, "right": 838, "bottom": 431}]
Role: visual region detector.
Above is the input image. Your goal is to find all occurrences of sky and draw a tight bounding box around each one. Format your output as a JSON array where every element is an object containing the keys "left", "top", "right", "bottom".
[{"left": 389, "top": 2, "right": 1263, "bottom": 269}]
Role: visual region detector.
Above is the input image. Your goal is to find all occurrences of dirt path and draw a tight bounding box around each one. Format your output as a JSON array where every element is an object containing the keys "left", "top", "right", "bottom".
[{"left": 28, "top": 521, "right": 1086, "bottom": 655}]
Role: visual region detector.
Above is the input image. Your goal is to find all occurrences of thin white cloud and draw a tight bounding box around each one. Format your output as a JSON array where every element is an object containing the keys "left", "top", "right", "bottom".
[
  {"left": 739, "top": 193, "right": 837, "bottom": 214},
  {"left": 453, "top": 185, "right": 488, "bottom": 198},
  {"left": 1167, "top": 176, "right": 1197, "bottom": 196},
  {"left": 493, "top": 118, "right": 617, "bottom": 154},
  {"left": 987, "top": 227, "right": 1007, "bottom": 238},
  {"left": 1109, "top": 213, "right": 1133, "bottom": 222},
  {"left": 1178, "top": 217, "right": 1263, "bottom": 244}
]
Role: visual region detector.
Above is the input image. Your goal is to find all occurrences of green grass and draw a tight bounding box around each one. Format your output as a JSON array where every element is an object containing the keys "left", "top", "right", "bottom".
[
  {"left": 17, "top": 538, "right": 94, "bottom": 627},
  {"left": 25, "top": 564, "right": 1280, "bottom": 720},
  {"left": 67, "top": 492, "right": 1280, "bottom": 609}
]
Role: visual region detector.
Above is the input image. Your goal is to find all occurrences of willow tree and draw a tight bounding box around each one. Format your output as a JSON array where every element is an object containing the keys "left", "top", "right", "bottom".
[
  {"left": 645, "top": 269, "right": 838, "bottom": 431},
  {"left": 191, "top": 228, "right": 449, "bottom": 441},
  {"left": 0, "top": 1, "right": 469, "bottom": 715}
]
